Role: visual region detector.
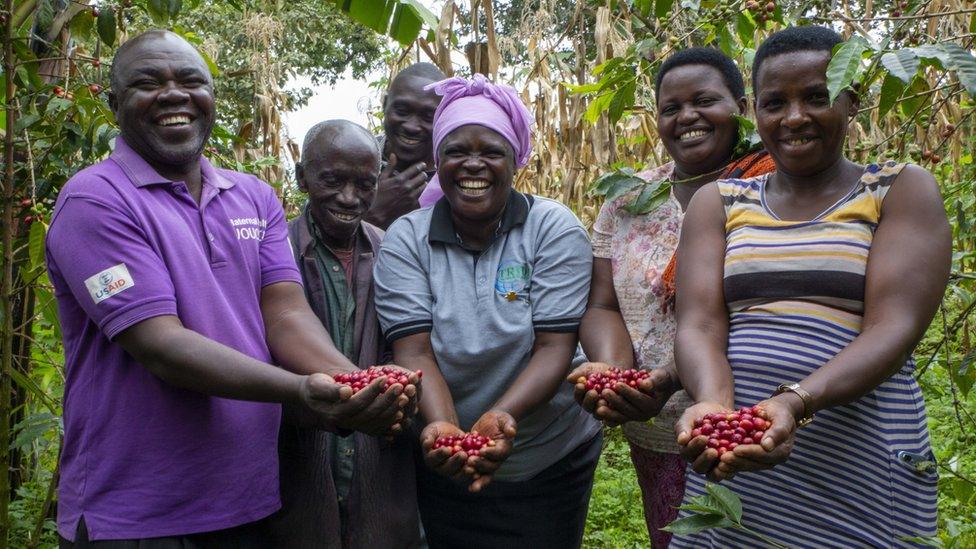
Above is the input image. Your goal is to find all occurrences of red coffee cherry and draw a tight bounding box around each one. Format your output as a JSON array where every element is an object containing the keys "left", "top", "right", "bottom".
[
  {"left": 691, "top": 405, "right": 772, "bottom": 458},
  {"left": 333, "top": 366, "right": 415, "bottom": 394},
  {"left": 432, "top": 431, "right": 495, "bottom": 456},
  {"left": 579, "top": 368, "right": 651, "bottom": 393}
]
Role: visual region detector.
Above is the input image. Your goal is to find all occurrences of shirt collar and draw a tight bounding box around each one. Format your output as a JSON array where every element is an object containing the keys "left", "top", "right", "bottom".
[
  {"left": 428, "top": 189, "right": 530, "bottom": 246},
  {"left": 110, "top": 136, "right": 234, "bottom": 191}
]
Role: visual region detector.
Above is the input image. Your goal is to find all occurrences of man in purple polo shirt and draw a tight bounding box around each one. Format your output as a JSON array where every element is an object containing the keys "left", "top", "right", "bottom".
[{"left": 46, "top": 30, "right": 420, "bottom": 547}]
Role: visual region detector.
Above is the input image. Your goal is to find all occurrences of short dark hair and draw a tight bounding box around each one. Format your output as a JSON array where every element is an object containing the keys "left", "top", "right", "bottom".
[
  {"left": 654, "top": 47, "right": 745, "bottom": 101},
  {"left": 109, "top": 30, "right": 208, "bottom": 92},
  {"left": 390, "top": 63, "right": 446, "bottom": 88},
  {"left": 752, "top": 26, "right": 844, "bottom": 92}
]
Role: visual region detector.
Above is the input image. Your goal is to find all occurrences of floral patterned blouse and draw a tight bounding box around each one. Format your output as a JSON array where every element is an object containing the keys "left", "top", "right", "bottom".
[{"left": 591, "top": 161, "right": 691, "bottom": 453}]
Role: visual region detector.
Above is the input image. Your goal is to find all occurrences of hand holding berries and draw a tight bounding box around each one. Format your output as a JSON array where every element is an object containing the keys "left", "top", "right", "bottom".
[
  {"left": 334, "top": 365, "right": 423, "bottom": 435},
  {"left": 567, "top": 362, "right": 679, "bottom": 426},
  {"left": 299, "top": 371, "right": 404, "bottom": 436},
  {"left": 464, "top": 410, "right": 517, "bottom": 492},
  {"left": 712, "top": 397, "right": 798, "bottom": 480},
  {"left": 421, "top": 421, "right": 473, "bottom": 482}
]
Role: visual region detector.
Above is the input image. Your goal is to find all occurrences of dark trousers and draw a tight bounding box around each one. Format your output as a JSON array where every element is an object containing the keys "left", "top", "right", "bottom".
[
  {"left": 417, "top": 431, "right": 603, "bottom": 549},
  {"left": 59, "top": 517, "right": 270, "bottom": 549}
]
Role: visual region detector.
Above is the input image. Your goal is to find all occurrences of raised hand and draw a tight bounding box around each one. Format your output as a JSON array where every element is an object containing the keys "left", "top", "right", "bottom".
[{"left": 364, "top": 153, "right": 430, "bottom": 228}]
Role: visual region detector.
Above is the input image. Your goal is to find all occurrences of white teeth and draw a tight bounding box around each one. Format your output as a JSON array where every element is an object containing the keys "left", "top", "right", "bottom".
[
  {"left": 678, "top": 129, "right": 709, "bottom": 141},
  {"left": 159, "top": 115, "right": 191, "bottom": 126},
  {"left": 787, "top": 138, "right": 812, "bottom": 146},
  {"left": 331, "top": 211, "right": 357, "bottom": 221},
  {"left": 399, "top": 136, "right": 421, "bottom": 145},
  {"left": 457, "top": 179, "right": 490, "bottom": 196}
]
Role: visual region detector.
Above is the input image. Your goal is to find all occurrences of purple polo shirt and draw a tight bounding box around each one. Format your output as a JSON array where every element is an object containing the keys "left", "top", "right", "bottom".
[{"left": 45, "top": 138, "right": 302, "bottom": 541}]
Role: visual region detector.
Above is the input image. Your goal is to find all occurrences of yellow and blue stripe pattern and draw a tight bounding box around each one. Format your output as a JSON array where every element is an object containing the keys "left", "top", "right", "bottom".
[{"left": 672, "top": 162, "right": 938, "bottom": 548}]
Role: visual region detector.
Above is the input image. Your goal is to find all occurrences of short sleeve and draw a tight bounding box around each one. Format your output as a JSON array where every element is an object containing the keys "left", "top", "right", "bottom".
[
  {"left": 530, "top": 207, "right": 593, "bottom": 332},
  {"left": 591, "top": 198, "right": 617, "bottom": 259},
  {"left": 258, "top": 185, "right": 302, "bottom": 287},
  {"left": 46, "top": 195, "right": 177, "bottom": 339},
  {"left": 373, "top": 221, "right": 433, "bottom": 342}
]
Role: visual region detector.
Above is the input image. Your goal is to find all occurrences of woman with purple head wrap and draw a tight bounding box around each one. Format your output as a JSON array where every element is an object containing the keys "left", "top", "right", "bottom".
[
  {"left": 373, "top": 74, "right": 602, "bottom": 548},
  {"left": 417, "top": 73, "right": 533, "bottom": 207}
]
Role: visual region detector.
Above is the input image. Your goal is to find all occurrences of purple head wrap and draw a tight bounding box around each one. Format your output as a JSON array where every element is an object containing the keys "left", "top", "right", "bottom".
[{"left": 417, "top": 74, "right": 534, "bottom": 207}]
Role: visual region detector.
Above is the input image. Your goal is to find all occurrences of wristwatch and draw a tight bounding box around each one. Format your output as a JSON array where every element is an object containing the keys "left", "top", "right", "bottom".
[{"left": 774, "top": 383, "right": 815, "bottom": 428}]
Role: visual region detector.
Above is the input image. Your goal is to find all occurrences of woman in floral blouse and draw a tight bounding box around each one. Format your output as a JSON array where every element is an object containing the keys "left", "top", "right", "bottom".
[{"left": 572, "top": 47, "right": 774, "bottom": 547}]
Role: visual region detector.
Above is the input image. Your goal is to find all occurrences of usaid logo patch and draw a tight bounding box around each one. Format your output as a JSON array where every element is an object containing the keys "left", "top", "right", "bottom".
[{"left": 84, "top": 263, "right": 135, "bottom": 304}]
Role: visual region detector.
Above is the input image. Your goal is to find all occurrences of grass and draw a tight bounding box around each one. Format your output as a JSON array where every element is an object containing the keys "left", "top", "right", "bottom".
[{"left": 584, "top": 428, "right": 650, "bottom": 548}]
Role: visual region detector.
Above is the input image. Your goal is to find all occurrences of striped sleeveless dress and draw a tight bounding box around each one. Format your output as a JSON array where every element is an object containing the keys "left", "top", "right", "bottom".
[{"left": 670, "top": 162, "right": 938, "bottom": 548}]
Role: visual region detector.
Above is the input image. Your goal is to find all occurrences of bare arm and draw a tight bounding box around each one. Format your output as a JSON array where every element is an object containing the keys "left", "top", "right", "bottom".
[
  {"left": 672, "top": 183, "right": 737, "bottom": 477},
  {"left": 492, "top": 331, "right": 578, "bottom": 421},
  {"left": 578, "top": 258, "right": 635, "bottom": 368},
  {"left": 261, "top": 280, "right": 358, "bottom": 376},
  {"left": 115, "top": 314, "right": 313, "bottom": 405},
  {"left": 792, "top": 165, "right": 951, "bottom": 415},
  {"left": 674, "top": 183, "right": 734, "bottom": 408}
]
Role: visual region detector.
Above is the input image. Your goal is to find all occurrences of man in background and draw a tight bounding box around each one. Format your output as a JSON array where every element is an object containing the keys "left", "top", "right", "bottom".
[{"left": 365, "top": 63, "right": 445, "bottom": 228}]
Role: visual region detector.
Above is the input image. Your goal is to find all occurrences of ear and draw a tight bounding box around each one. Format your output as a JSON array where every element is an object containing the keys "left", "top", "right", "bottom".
[
  {"left": 736, "top": 96, "right": 747, "bottom": 115},
  {"left": 295, "top": 163, "right": 308, "bottom": 193}
]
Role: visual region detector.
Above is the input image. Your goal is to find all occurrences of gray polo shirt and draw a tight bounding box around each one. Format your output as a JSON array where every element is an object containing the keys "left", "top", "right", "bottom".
[{"left": 374, "top": 190, "right": 601, "bottom": 481}]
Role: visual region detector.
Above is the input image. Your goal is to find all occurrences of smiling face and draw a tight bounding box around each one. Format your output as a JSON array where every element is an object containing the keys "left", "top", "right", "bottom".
[
  {"left": 297, "top": 130, "right": 380, "bottom": 250},
  {"left": 110, "top": 33, "right": 215, "bottom": 172},
  {"left": 383, "top": 75, "right": 441, "bottom": 170},
  {"left": 754, "top": 50, "right": 858, "bottom": 177},
  {"left": 438, "top": 124, "right": 515, "bottom": 227},
  {"left": 657, "top": 64, "right": 746, "bottom": 176}
]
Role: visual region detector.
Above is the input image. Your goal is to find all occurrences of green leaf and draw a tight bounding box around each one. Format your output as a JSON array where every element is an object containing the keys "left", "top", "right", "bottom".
[
  {"left": 562, "top": 81, "right": 601, "bottom": 94},
  {"left": 881, "top": 49, "right": 920, "bottom": 84},
  {"left": 717, "top": 25, "right": 735, "bottom": 58},
  {"left": 623, "top": 179, "right": 671, "bottom": 214},
  {"left": 389, "top": 3, "right": 423, "bottom": 46},
  {"left": 598, "top": 173, "right": 646, "bottom": 202},
  {"left": 655, "top": 0, "right": 674, "bottom": 18},
  {"left": 827, "top": 36, "right": 870, "bottom": 104},
  {"left": 168, "top": 0, "right": 183, "bottom": 17},
  {"left": 148, "top": 0, "right": 170, "bottom": 25},
  {"left": 96, "top": 6, "right": 116, "bottom": 47},
  {"left": 69, "top": 7, "right": 95, "bottom": 40},
  {"left": 347, "top": 0, "right": 392, "bottom": 33},
  {"left": 735, "top": 12, "right": 756, "bottom": 48},
  {"left": 878, "top": 73, "right": 906, "bottom": 118},
  {"left": 705, "top": 483, "right": 743, "bottom": 523},
  {"left": 954, "top": 349, "right": 976, "bottom": 397},
  {"left": 953, "top": 477, "right": 975, "bottom": 504},
  {"left": 661, "top": 513, "right": 735, "bottom": 535},
  {"left": 400, "top": 0, "right": 438, "bottom": 30},
  {"left": 732, "top": 114, "right": 761, "bottom": 158},
  {"left": 900, "top": 75, "right": 930, "bottom": 117},
  {"left": 584, "top": 92, "right": 615, "bottom": 124},
  {"left": 634, "top": 0, "right": 653, "bottom": 17},
  {"left": 28, "top": 214, "right": 46, "bottom": 273},
  {"left": 941, "top": 43, "right": 976, "bottom": 97},
  {"left": 912, "top": 44, "right": 952, "bottom": 69},
  {"left": 35, "top": 284, "right": 62, "bottom": 342},
  {"left": 14, "top": 113, "right": 41, "bottom": 133},
  {"left": 607, "top": 80, "right": 636, "bottom": 123}
]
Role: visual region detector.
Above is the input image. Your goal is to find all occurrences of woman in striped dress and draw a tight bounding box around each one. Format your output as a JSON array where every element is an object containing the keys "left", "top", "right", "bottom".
[{"left": 671, "top": 26, "right": 949, "bottom": 547}]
